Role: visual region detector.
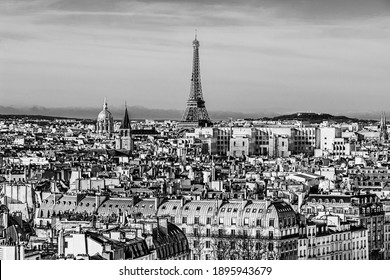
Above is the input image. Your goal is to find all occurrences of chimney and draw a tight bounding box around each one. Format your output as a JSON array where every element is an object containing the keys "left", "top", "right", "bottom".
[
  {"left": 58, "top": 229, "right": 65, "bottom": 256},
  {"left": 180, "top": 196, "right": 186, "bottom": 208},
  {"left": 154, "top": 197, "right": 160, "bottom": 211}
]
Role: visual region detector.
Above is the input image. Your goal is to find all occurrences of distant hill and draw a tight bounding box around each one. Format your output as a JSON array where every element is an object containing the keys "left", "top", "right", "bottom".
[
  {"left": 263, "top": 112, "right": 375, "bottom": 123},
  {"left": 0, "top": 114, "right": 96, "bottom": 124},
  {"left": 0, "top": 114, "right": 72, "bottom": 121},
  {"left": 0, "top": 111, "right": 377, "bottom": 124}
]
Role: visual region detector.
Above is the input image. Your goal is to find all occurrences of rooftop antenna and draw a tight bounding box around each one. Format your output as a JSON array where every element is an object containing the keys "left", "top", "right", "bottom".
[{"left": 195, "top": 29, "right": 197, "bottom": 40}]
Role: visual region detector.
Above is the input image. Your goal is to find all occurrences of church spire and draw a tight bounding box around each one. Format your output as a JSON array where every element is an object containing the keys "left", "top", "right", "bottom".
[
  {"left": 120, "top": 102, "right": 131, "bottom": 129},
  {"left": 380, "top": 112, "right": 388, "bottom": 142}
]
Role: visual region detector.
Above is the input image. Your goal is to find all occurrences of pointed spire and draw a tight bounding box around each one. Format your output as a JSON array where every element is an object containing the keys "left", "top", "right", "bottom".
[
  {"left": 120, "top": 102, "right": 131, "bottom": 129},
  {"left": 103, "top": 97, "right": 108, "bottom": 110},
  {"left": 195, "top": 29, "right": 198, "bottom": 40}
]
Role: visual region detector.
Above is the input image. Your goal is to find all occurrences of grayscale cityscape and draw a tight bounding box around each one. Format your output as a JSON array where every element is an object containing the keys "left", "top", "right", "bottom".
[{"left": 1, "top": 0, "right": 390, "bottom": 261}]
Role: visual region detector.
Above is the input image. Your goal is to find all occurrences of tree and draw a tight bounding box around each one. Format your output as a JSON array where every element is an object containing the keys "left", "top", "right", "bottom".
[
  {"left": 210, "top": 228, "right": 231, "bottom": 260},
  {"left": 190, "top": 223, "right": 207, "bottom": 260}
]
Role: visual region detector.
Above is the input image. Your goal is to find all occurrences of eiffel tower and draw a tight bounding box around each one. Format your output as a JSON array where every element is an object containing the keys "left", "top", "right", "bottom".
[{"left": 181, "top": 32, "right": 212, "bottom": 128}]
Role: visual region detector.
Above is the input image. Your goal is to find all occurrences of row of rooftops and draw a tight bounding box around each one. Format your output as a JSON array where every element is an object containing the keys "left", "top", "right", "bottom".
[{"left": 36, "top": 194, "right": 296, "bottom": 220}]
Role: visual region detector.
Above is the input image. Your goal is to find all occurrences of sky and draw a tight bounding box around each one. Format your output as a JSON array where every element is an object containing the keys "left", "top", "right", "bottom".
[{"left": 1, "top": 0, "right": 390, "bottom": 119}]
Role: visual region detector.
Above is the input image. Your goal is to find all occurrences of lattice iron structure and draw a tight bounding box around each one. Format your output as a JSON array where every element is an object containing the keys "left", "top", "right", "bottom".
[{"left": 181, "top": 34, "right": 212, "bottom": 127}]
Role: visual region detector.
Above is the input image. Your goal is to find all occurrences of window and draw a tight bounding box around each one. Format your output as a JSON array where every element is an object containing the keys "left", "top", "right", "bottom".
[
  {"left": 269, "top": 231, "right": 274, "bottom": 239},
  {"left": 227, "top": 208, "right": 232, "bottom": 212},
  {"left": 269, "top": 219, "right": 275, "bottom": 227},
  {"left": 194, "top": 217, "right": 199, "bottom": 224},
  {"left": 231, "top": 241, "right": 236, "bottom": 250},
  {"left": 206, "top": 217, "right": 211, "bottom": 225},
  {"left": 206, "top": 241, "right": 210, "bottom": 248},
  {"left": 182, "top": 217, "right": 187, "bottom": 224},
  {"left": 218, "top": 229, "right": 224, "bottom": 237},
  {"left": 244, "top": 217, "right": 249, "bottom": 225},
  {"left": 231, "top": 218, "right": 237, "bottom": 225},
  {"left": 256, "top": 230, "right": 261, "bottom": 238},
  {"left": 206, "top": 229, "right": 211, "bottom": 237},
  {"left": 219, "top": 218, "right": 224, "bottom": 225},
  {"left": 246, "top": 208, "right": 251, "bottom": 213},
  {"left": 231, "top": 229, "right": 236, "bottom": 236},
  {"left": 252, "top": 209, "right": 257, "bottom": 213},
  {"left": 256, "top": 219, "right": 262, "bottom": 226},
  {"left": 196, "top": 206, "right": 201, "bottom": 211},
  {"left": 193, "top": 228, "right": 198, "bottom": 236}
]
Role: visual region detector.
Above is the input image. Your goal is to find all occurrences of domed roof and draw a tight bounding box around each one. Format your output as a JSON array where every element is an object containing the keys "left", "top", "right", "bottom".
[{"left": 97, "top": 98, "right": 113, "bottom": 122}]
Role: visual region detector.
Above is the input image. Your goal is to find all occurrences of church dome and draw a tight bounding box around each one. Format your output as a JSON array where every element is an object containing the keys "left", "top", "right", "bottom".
[
  {"left": 96, "top": 98, "right": 114, "bottom": 136},
  {"left": 97, "top": 108, "right": 113, "bottom": 122},
  {"left": 97, "top": 99, "right": 113, "bottom": 122}
]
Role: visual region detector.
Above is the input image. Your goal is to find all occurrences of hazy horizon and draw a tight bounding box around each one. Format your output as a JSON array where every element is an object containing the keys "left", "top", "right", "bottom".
[
  {"left": 0, "top": 104, "right": 386, "bottom": 121},
  {"left": 1, "top": 0, "right": 390, "bottom": 115}
]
